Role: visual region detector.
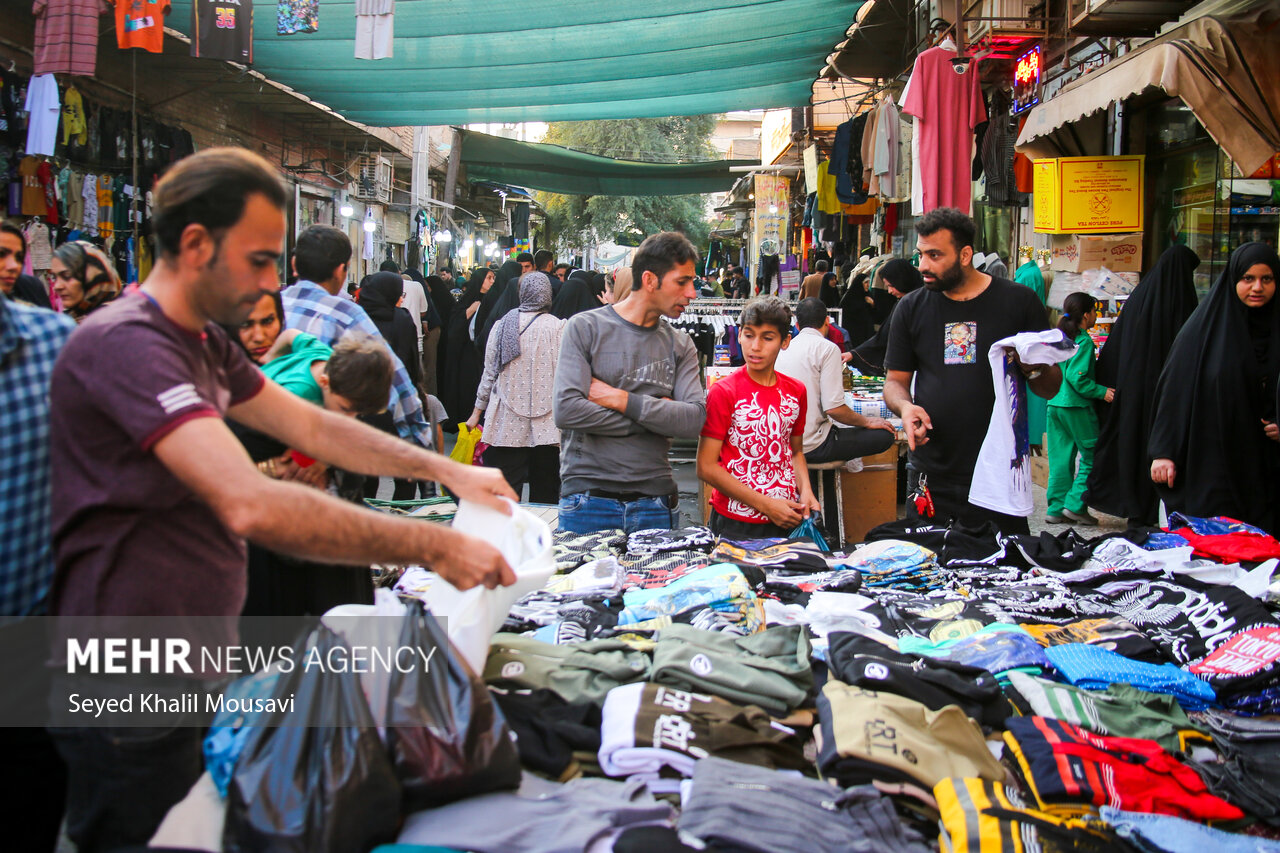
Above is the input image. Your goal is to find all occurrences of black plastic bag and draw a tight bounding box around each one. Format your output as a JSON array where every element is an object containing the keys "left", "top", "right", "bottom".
[
  {"left": 385, "top": 603, "right": 520, "bottom": 810},
  {"left": 224, "top": 625, "right": 400, "bottom": 853}
]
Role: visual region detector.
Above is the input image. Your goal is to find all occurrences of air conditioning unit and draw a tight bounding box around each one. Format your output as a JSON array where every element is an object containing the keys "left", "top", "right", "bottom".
[
  {"left": 965, "top": 0, "right": 1041, "bottom": 45},
  {"left": 353, "top": 155, "right": 392, "bottom": 204}
]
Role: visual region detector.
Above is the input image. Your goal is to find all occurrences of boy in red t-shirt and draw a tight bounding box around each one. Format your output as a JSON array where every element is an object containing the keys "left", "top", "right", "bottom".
[{"left": 698, "top": 296, "right": 820, "bottom": 540}]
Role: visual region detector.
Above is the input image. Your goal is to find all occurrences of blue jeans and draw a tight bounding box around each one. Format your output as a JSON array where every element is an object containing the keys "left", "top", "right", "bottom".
[{"left": 557, "top": 492, "right": 679, "bottom": 534}]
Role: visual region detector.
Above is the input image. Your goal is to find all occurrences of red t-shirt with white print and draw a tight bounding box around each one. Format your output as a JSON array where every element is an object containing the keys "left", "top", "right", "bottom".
[{"left": 701, "top": 367, "right": 806, "bottom": 523}]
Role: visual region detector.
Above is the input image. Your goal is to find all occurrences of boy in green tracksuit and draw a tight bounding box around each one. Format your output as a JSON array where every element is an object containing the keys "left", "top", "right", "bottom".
[{"left": 1046, "top": 293, "right": 1114, "bottom": 524}]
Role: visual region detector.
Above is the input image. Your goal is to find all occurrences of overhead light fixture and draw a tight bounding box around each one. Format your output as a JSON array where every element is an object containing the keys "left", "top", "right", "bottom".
[
  {"left": 434, "top": 230, "right": 452, "bottom": 243},
  {"left": 748, "top": 193, "right": 755, "bottom": 200},
  {"left": 363, "top": 219, "right": 377, "bottom": 233},
  {"left": 463, "top": 239, "right": 474, "bottom": 249},
  {"left": 475, "top": 239, "right": 485, "bottom": 248},
  {"left": 339, "top": 201, "right": 354, "bottom": 218}
]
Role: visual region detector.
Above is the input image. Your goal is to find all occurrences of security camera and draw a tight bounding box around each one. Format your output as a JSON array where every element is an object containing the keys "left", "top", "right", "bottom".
[{"left": 950, "top": 55, "right": 971, "bottom": 75}]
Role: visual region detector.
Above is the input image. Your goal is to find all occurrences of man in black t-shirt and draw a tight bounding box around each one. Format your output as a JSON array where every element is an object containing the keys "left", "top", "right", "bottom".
[{"left": 884, "top": 208, "right": 1059, "bottom": 534}]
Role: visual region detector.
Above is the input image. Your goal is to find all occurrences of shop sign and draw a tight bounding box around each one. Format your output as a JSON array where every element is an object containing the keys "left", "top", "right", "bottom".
[
  {"left": 753, "top": 174, "right": 789, "bottom": 259},
  {"left": 761, "top": 109, "right": 793, "bottom": 166},
  {"left": 1012, "top": 45, "right": 1042, "bottom": 115},
  {"left": 803, "top": 145, "right": 819, "bottom": 194},
  {"left": 1033, "top": 156, "right": 1145, "bottom": 234}
]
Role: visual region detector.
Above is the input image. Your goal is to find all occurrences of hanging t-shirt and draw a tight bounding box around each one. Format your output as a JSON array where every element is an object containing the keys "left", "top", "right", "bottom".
[
  {"left": 33, "top": 0, "right": 108, "bottom": 77},
  {"left": 192, "top": 0, "right": 254, "bottom": 64},
  {"left": 113, "top": 0, "right": 170, "bottom": 52},
  {"left": 901, "top": 46, "right": 986, "bottom": 215},
  {"left": 24, "top": 74, "right": 61, "bottom": 157},
  {"left": 23, "top": 220, "right": 54, "bottom": 270},
  {"left": 37, "top": 160, "right": 59, "bottom": 226},
  {"left": 61, "top": 86, "right": 88, "bottom": 148},
  {"left": 354, "top": 0, "right": 394, "bottom": 60},
  {"left": 701, "top": 367, "right": 806, "bottom": 524},
  {"left": 969, "top": 330, "right": 1075, "bottom": 516},
  {"left": 97, "top": 177, "right": 115, "bottom": 238},
  {"left": 81, "top": 173, "right": 98, "bottom": 231},
  {"left": 277, "top": 0, "right": 318, "bottom": 34},
  {"left": 885, "top": 276, "right": 1049, "bottom": 481},
  {"left": 19, "top": 156, "right": 47, "bottom": 216}
]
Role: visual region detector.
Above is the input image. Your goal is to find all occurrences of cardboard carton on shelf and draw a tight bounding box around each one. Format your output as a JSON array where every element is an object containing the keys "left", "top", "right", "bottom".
[{"left": 1050, "top": 233, "right": 1143, "bottom": 273}]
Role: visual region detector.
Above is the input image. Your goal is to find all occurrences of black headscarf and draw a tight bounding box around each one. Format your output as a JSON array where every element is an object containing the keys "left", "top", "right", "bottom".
[
  {"left": 837, "top": 272, "right": 875, "bottom": 348},
  {"left": 441, "top": 268, "right": 492, "bottom": 422},
  {"left": 457, "top": 267, "right": 489, "bottom": 312},
  {"left": 819, "top": 273, "right": 841, "bottom": 314},
  {"left": 358, "top": 272, "right": 420, "bottom": 386},
  {"left": 425, "top": 274, "right": 455, "bottom": 326},
  {"left": 358, "top": 271, "right": 403, "bottom": 325},
  {"left": 404, "top": 268, "right": 442, "bottom": 329},
  {"left": 1087, "top": 245, "right": 1200, "bottom": 523},
  {"left": 476, "top": 260, "right": 523, "bottom": 353},
  {"left": 1148, "top": 242, "right": 1280, "bottom": 532},
  {"left": 552, "top": 273, "right": 603, "bottom": 319},
  {"left": 849, "top": 259, "right": 924, "bottom": 376}
]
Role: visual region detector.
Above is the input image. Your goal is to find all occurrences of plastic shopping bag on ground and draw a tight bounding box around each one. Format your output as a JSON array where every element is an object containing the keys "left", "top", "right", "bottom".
[
  {"left": 223, "top": 625, "right": 400, "bottom": 853},
  {"left": 424, "top": 497, "right": 554, "bottom": 673},
  {"left": 204, "top": 663, "right": 285, "bottom": 796},
  {"left": 384, "top": 603, "right": 521, "bottom": 810},
  {"left": 448, "top": 424, "right": 481, "bottom": 466}
]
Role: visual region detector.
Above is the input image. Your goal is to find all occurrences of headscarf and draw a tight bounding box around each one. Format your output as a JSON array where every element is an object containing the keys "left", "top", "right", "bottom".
[
  {"left": 553, "top": 273, "right": 603, "bottom": 319},
  {"left": 493, "top": 272, "right": 553, "bottom": 373},
  {"left": 458, "top": 267, "right": 489, "bottom": 311},
  {"left": 424, "top": 274, "right": 455, "bottom": 326},
  {"left": 404, "top": 268, "right": 442, "bottom": 329},
  {"left": 358, "top": 271, "right": 404, "bottom": 324},
  {"left": 849, "top": 259, "right": 923, "bottom": 375},
  {"left": 1086, "top": 246, "right": 1201, "bottom": 524},
  {"left": 837, "top": 271, "right": 875, "bottom": 347},
  {"left": 53, "top": 241, "right": 121, "bottom": 322},
  {"left": 1148, "top": 242, "right": 1280, "bottom": 532},
  {"left": 819, "top": 272, "right": 840, "bottom": 311},
  {"left": 476, "top": 260, "right": 523, "bottom": 352},
  {"left": 878, "top": 258, "right": 924, "bottom": 296}
]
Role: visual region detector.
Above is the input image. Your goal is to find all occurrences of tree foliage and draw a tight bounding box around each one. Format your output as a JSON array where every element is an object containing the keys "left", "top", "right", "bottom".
[{"left": 536, "top": 116, "right": 718, "bottom": 253}]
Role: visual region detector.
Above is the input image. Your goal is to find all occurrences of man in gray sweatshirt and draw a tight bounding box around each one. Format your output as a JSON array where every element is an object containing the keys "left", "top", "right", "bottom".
[{"left": 553, "top": 232, "right": 706, "bottom": 533}]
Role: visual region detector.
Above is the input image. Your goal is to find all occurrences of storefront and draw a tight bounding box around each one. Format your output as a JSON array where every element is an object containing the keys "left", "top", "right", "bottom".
[{"left": 1017, "top": 8, "right": 1280, "bottom": 291}]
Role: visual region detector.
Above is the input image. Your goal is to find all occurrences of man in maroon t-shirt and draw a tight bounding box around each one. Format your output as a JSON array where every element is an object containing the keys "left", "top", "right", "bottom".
[{"left": 46, "top": 148, "right": 518, "bottom": 851}]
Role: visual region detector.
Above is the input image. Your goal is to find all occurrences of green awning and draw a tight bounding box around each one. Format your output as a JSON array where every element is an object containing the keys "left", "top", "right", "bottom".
[
  {"left": 163, "top": 0, "right": 861, "bottom": 126},
  {"left": 461, "top": 130, "right": 753, "bottom": 195}
]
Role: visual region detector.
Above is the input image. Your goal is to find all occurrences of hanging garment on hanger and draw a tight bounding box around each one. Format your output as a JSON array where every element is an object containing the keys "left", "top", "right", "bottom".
[
  {"left": 23, "top": 219, "right": 54, "bottom": 271},
  {"left": 192, "top": 0, "right": 254, "bottom": 63},
  {"left": 19, "top": 156, "right": 48, "bottom": 217},
  {"left": 901, "top": 46, "right": 986, "bottom": 215},
  {"left": 34, "top": 0, "right": 109, "bottom": 76},
  {"left": 872, "top": 98, "right": 899, "bottom": 199},
  {"left": 114, "top": 0, "right": 170, "bottom": 53},
  {"left": 24, "top": 74, "right": 60, "bottom": 157},
  {"left": 355, "top": 0, "right": 395, "bottom": 60},
  {"left": 278, "top": 0, "right": 319, "bottom": 35}
]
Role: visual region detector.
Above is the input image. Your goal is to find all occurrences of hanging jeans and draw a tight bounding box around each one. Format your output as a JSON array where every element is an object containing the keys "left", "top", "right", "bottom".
[{"left": 1046, "top": 406, "right": 1098, "bottom": 516}]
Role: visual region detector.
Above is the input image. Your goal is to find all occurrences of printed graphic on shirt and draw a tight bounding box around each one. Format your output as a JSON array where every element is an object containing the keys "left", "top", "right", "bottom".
[
  {"left": 725, "top": 390, "right": 802, "bottom": 519},
  {"left": 624, "top": 357, "right": 675, "bottom": 390},
  {"left": 1003, "top": 350, "right": 1031, "bottom": 466},
  {"left": 943, "top": 322, "right": 978, "bottom": 364}
]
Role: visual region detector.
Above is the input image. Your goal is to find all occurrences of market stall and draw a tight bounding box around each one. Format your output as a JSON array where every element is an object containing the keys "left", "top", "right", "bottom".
[{"left": 153, "top": 496, "right": 1280, "bottom": 852}]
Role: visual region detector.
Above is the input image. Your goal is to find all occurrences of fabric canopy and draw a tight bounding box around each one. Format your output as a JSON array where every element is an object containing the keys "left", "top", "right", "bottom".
[
  {"left": 1016, "top": 11, "right": 1280, "bottom": 174},
  {"left": 164, "top": 0, "right": 862, "bottom": 126},
  {"left": 460, "top": 131, "right": 753, "bottom": 195}
]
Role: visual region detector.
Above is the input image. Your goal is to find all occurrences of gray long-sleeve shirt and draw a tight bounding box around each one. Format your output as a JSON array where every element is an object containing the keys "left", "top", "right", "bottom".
[{"left": 553, "top": 306, "right": 706, "bottom": 497}]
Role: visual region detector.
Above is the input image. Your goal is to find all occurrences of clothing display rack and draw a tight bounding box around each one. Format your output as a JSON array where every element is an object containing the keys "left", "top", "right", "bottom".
[{"left": 683, "top": 298, "right": 843, "bottom": 327}]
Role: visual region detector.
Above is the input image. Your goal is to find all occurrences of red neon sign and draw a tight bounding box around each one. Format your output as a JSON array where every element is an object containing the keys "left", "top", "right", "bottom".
[{"left": 1013, "top": 45, "right": 1042, "bottom": 114}]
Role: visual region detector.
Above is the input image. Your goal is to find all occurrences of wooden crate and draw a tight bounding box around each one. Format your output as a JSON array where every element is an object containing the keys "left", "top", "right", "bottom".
[{"left": 839, "top": 445, "right": 901, "bottom": 544}]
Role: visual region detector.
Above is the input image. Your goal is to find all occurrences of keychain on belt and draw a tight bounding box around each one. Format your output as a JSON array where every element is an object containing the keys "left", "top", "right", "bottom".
[{"left": 910, "top": 473, "right": 934, "bottom": 518}]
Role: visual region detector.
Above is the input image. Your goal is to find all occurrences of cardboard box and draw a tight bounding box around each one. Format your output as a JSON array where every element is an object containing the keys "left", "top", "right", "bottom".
[
  {"left": 1050, "top": 233, "right": 1143, "bottom": 273},
  {"left": 1033, "top": 156, "right": 1145, "bottom": 233}
]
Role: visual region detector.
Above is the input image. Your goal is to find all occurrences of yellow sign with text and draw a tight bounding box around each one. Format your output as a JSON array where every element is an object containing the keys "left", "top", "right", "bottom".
[{"left": 1033, "top": 156, "right": 1144, "bottom": 234}]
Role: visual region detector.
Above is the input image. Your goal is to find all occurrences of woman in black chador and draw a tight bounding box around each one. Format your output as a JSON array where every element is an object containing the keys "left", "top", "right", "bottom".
[{"left": 1148, "top": 242, "right": 1280, "bottom": 533}]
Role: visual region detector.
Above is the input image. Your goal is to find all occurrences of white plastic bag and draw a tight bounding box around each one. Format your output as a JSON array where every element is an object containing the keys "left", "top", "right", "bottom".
[
  {"left": 425, "top": 498, "right": 553, "bottom": 673},
  {"left": 322, "top": 588, "right": 408, "bottom": 738}
]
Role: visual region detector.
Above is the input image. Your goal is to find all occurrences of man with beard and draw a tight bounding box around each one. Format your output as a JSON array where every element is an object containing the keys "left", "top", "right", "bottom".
[
  {"left": 46, "top": 148, "right": 517, "bottom": 851},
  {"left": 884, "top": 207, "right": 1058, "bottom": 533}
]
